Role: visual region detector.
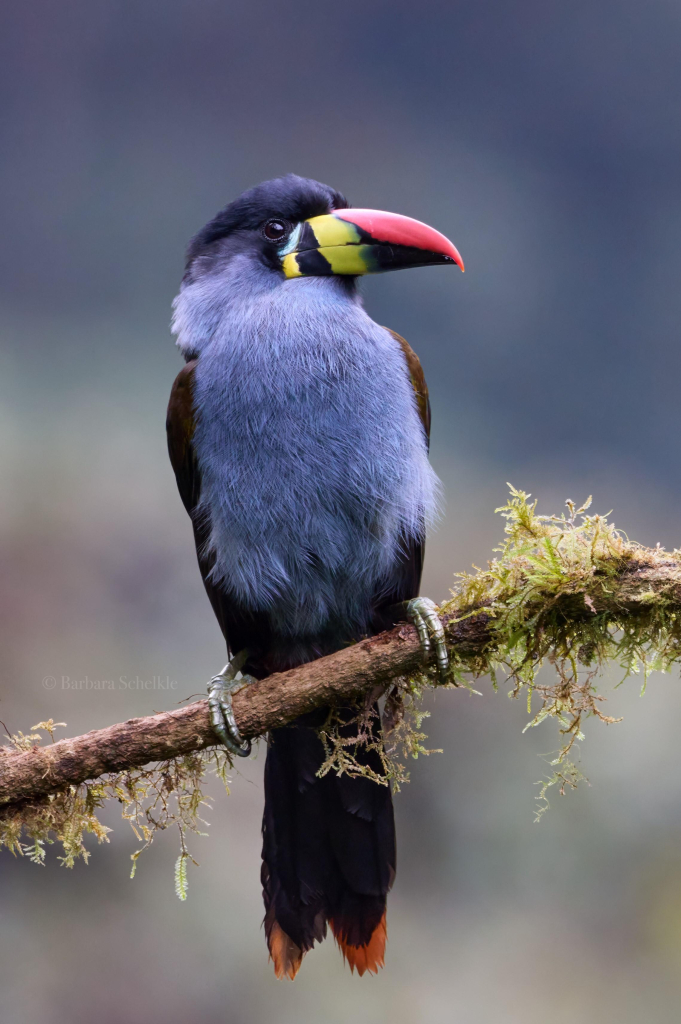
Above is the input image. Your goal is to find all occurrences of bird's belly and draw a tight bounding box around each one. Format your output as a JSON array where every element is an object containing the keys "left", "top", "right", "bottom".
[{"left": 214, "top": 424, "right": 405, "bottom": 636}]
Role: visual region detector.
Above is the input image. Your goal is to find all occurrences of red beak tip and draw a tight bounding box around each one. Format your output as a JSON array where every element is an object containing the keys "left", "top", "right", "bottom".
[
  {"left": 447, "top": 245, "right": 465, "bottom": 273},
  {"left": 336, "top": 208, "right": 464, "bottom": 273}
]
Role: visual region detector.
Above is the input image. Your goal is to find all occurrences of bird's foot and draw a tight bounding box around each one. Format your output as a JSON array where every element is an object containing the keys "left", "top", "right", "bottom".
[
  {"left": 406, "top": 597, "right": 449, "bottom": 683},
  {"left": 207, "top": 649, "right": 255, "bottom": 757}
]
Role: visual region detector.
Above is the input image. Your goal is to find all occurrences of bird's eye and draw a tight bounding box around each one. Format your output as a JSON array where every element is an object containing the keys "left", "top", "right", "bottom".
[{"left": 263, "top": 219, "right": 290, "bottom": 242}]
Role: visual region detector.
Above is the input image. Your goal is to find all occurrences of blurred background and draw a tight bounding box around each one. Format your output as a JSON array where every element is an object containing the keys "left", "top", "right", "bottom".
[{"left": 2, "top": 1, "right": 681, "bottom": 1020}]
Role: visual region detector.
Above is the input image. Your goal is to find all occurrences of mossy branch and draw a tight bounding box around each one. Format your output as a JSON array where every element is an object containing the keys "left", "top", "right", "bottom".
[{"left": 3, "top": 486, "right": 681, "bottom": 866}]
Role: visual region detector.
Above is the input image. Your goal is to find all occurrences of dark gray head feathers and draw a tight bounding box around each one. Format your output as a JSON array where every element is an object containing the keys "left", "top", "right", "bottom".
[{"left": 186, "top": 174, "right": 348, "bottom": 270}]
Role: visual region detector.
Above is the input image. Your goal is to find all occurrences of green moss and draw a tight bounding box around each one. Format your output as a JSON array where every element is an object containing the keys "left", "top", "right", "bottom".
[{"left": 439, "top": 485, "right": 681, "bottom": 814}]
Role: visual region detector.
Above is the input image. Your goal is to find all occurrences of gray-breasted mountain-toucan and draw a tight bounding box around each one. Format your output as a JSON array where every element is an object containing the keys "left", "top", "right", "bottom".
[{"left": 168, "top": 175, "right": 463, "bottom": 978}]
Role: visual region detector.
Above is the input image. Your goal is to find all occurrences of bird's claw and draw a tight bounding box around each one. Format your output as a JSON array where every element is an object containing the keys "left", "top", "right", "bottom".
[
  {"left": 207, "top": 649, "right": 254, "bottom": 757},
  {"left": 406, "top": 597, "right": 449, "bottom": 683}
]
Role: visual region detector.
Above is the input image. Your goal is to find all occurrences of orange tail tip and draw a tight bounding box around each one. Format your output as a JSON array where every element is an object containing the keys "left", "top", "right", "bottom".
[
  {"left": 331, "top": 912, "right": 387, "bottom": 976},
  {"left": 269, "top": 921, "right": 304, "bottom": 980}
]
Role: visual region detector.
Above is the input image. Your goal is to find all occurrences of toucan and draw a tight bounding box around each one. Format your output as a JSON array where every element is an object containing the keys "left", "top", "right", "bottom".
[{"left": 167, "top": 175, "right": 464, "bottom": 978}]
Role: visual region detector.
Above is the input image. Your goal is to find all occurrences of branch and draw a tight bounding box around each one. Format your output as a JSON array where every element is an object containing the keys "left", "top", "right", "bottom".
[
  {"left": 3, "top": 487, "right": 681, "bottom": 814},
  {"left": 0, "top": 611, "right": 489, "bottom": 808}
]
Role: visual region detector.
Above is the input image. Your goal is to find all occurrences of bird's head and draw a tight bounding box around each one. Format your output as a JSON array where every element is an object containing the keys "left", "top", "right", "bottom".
[{"left": 183, "top": 174, "right": 464, "bottom": 285}]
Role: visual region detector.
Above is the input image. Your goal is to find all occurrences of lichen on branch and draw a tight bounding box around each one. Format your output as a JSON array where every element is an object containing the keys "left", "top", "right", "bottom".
[{"left": 0, "top": 721, "right": 232, "bottom": 876}]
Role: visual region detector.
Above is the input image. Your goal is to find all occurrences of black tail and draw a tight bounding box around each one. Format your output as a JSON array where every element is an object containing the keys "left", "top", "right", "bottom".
[{"left": 261, "top": 707, "right": 396, "bottom": 978}]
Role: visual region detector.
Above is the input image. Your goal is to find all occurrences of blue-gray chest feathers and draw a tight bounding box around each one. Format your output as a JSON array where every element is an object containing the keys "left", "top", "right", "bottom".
[{"left": 172, "top": 264, "right": 440, "bottom": 638}]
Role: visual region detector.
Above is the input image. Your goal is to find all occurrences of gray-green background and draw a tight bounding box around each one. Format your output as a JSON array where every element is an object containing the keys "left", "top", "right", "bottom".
[{"left": 3, "top": 2, "right": 681, "bottom": 1021}]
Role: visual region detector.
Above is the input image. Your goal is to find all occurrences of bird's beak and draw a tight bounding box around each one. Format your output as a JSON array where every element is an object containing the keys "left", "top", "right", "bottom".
[{"left": 280, "top": 208, "right": 464, "bottom": 278}]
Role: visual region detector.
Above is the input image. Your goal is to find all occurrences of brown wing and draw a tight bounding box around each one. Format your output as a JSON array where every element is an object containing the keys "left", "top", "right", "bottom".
[
  {"left": 166, "top": 360, "right": 200, "bottom": 513},
  {"left": 371, "top": 329, "right": 432, "bottom": 629},
  {"left": 385, "top": 328, "right": 431, "bottom": 449},
  {"left": 167, "top": 360, "right": 242, "bottom": 647}
]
